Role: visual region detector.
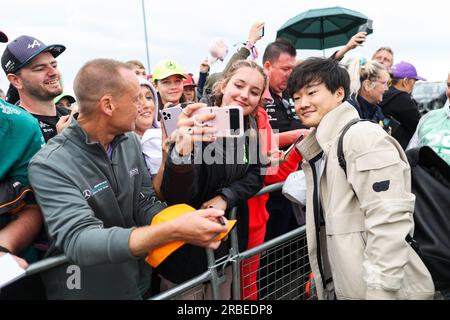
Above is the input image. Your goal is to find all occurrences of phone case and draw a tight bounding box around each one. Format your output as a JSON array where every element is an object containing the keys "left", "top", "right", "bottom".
[
  {"left": 193, "top": 106, "right": 244, "bottom": 138},
  {"left": 160, "top": 106, "right": 183, "bottom": 137}
]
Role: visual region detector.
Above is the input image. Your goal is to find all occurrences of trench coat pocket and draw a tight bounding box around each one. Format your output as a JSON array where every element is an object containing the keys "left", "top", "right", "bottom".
[
  {"left": 355, "top": 149, "right": 400, "bottom": 171},
  {"left": 325, "top": 213, "right": 365, "bottom": 235}
]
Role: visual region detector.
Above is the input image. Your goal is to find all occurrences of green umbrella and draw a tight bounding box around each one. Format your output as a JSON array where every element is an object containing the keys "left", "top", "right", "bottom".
[{"left": 276, "top": 6, "right": 373, "bottom": 52}]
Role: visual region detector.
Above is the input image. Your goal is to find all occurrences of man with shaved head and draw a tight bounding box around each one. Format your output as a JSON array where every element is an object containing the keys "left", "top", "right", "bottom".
[{"left": 28, "top": 59, "right": 228, "bottom": 299}]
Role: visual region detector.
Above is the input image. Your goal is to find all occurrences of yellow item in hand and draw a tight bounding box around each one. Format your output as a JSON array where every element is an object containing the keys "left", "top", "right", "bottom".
[{"left": 145, "top": 204, "right": 236, "bottom": 268}]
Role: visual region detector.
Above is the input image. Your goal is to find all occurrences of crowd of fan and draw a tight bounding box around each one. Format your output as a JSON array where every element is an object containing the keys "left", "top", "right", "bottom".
[{"left": 0, "top": 21, "right": 449, "bottom": 300}]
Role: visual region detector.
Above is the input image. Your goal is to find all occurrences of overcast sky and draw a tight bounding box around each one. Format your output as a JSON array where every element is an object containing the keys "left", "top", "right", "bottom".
[{"left": 0, "top": 0, "right": 448, "bottom": 95}]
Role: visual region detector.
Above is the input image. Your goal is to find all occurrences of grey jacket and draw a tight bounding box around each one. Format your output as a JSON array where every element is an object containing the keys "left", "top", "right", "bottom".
[
  {"left": 28, "top": 119, "right": 166, "bottom": 299},
  {"left": 297, "top": 102, "right": 434, "bottom": 300}
]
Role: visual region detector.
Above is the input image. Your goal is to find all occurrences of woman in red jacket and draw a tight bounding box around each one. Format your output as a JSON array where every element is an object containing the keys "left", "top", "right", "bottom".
[{"left": 242, "top": 104, "right": 309, "bottom": 300}]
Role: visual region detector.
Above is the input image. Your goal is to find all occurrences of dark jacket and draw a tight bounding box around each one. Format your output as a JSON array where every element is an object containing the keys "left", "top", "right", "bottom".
[
  {"left": 160, "top": 118, "right": 264, "bottom": 284},
  {"left": 29, "top": 119, "right": 166, "bottom": 299},
  {"left": 380, "top": 87, "right": 421, "bottom": 149},
  {"left": 348, "top": 94, "right": 385, "bottom": 123}
]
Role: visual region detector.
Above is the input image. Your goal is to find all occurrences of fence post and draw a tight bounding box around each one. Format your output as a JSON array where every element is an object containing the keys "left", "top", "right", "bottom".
[
  {"left": 228, "top": 207, "right": 241, "bottom": 300},
  {"left": 206, "top": 249, "right": 221, "bottom": 300}
]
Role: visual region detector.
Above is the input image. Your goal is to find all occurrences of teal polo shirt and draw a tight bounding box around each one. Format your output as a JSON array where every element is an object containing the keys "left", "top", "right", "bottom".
[{"left": 0, "top": 99, "right": 44, "bottom": 195}]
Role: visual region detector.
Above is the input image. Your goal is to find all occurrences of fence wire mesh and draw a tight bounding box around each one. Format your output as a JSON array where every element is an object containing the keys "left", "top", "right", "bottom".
[
  {"left": 16, "top": 182, "right": 318, "bottom": 301},
  {"left": 240, "top": 227, "right": 316, "bottom": 300}
]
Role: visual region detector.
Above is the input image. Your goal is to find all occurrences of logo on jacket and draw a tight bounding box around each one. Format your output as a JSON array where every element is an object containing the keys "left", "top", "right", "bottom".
[
  {"left": 82, "top": 181, "right": 110, "bottom": 200},
  {"left": 129, "top": 168, "right": 139, "bottom": 177},
  {"left": 373, "top": 180, "right": 390, "bottom": 192},
  {"left": 82, "top": 190, "right": 92, "bottom": 200}
]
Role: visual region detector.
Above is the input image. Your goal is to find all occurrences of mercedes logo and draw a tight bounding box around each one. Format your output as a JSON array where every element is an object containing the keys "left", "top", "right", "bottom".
[{"left": 82, "top": 190, "right": 92, "bottom": 200}]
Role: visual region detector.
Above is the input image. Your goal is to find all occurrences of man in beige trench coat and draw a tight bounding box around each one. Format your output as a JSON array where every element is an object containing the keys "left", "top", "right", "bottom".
[{"left": 287, "top": 57, "right": 434, "bottom": 300}]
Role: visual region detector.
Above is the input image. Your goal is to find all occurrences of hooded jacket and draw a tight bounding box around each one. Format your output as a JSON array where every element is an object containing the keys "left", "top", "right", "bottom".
[
  {"left": 297, "top": 102, "right": 434, "bottom": 300},
  {"left": 139, "top": 77, "right": 163, "bottom": 176},
  {"left": 380, "top": 86, "right": 421, "bottom": 149}
]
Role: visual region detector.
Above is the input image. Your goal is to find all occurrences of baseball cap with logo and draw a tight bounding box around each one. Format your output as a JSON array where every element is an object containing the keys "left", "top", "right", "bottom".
[
  {"left": 1, "top": 35, "right": 65, "bottom": 74},
  {"left": 391, "top": 61, "right": 426, "bottom": 81},
  {"left": 0, "top": 30, "right": 8, "bottom": 43},
  {"left": 151, "top": 59, "right": 187, "bottom": 81}
]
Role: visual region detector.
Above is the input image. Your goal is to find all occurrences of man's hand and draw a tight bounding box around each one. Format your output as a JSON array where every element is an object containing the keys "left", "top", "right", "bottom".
[
  {"left": 129, "top": 208, "right": 229, "bottom": 256},
  {"left": 176, "top": 209, "right": 229, "bottom": 249}
]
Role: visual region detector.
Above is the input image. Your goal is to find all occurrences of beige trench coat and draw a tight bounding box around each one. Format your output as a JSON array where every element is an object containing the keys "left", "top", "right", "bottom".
[{"left": 297, "top": 102, "right": 434, "bottom": 300}]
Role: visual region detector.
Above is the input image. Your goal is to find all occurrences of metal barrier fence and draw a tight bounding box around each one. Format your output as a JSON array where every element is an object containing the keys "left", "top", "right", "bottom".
[{"left": 18, "top": 182, "right": 315, "bottom": 300}]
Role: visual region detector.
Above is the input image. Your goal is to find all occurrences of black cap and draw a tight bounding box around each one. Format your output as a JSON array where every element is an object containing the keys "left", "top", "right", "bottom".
[
  {"left": 1, "top": 35, "right": 65, "bottom": 74},
  {"left": 0, "top": 30, "right": 8, "bottom": 43}
]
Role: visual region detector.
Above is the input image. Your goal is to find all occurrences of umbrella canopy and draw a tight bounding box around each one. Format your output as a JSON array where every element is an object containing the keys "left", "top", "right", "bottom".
[{"left": 276, "top": 6, "right": 373, "bottom": 50}]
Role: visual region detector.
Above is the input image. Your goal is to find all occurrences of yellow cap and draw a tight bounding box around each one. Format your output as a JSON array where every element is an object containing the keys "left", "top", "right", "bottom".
[
  {"left": 145, "top": 204, "right": 236, "bottom": 268},
  {"left": 151, "top": 59, "right": 187, "bottom": 81}
]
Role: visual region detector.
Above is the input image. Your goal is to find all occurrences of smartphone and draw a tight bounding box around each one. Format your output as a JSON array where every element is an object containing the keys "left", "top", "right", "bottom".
[
  {"left": 358, "top": 19, "right": 373, "bottom": 33},
  {"left": 284, "top": 134, "right": 305, "bottom": 157},
  {"left": 160, "top": 106, "right": 183, "bottom": 137},
  {"left": 259, "top": 26, "right": 265, "bottom": 38},
  {"left": 192, "top": 106, "right": 244, "bottom": 138}
]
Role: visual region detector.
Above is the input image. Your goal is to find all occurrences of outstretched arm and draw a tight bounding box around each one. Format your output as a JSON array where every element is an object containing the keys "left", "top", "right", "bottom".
[{"left": 332, "top": 32, "right": 367, "bottom": 61}]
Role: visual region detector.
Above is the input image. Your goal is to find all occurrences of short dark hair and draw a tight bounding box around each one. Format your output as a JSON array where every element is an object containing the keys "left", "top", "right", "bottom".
[
  {"left": 263, "top": 38, "right": 296, "bottom": 63},
  {"left": 74, "top": 59, "right": 131, "bottom": 115},
  {"left": 287, "top": 57, "right": 350, "bottom": 101}
]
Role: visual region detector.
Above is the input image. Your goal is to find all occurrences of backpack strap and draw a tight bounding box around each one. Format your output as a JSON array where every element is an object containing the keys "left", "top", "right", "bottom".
[{"left": 337, "top": 118, "right": 362, "bottom": 176}]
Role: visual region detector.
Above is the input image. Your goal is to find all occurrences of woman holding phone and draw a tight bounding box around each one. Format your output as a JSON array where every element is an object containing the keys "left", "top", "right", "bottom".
[{"left": 157, "top": 60, "right": 267, "bottom": 298}]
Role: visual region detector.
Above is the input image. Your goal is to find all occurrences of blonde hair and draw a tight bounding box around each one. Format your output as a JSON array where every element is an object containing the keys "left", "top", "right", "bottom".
[
  {"left": 346, "top": 58, "right": 388, "bottom": 96},
  {"left": 211, "top": 60, "right": 267, "bottom": 107},
  {"left": 125, "top": 60, "right": 146, "bottom": 70},
  {"left": 372, "top": 47, "right": 394, "bottom": 60}
]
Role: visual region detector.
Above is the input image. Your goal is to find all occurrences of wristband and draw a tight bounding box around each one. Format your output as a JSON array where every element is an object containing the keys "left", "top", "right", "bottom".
[
  {"left": 245, "top": 41, "right": 255, "bottom": 49},
  {"left": 244, "top": 41, "right": 259, "bottom": 60}
]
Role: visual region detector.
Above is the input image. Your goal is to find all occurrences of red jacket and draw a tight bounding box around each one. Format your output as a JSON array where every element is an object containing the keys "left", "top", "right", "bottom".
[
  {"left": 247, "top": 108, "right": 303, "bottom": 246},
  {"left": 242, "top": 108, "right": 303, "bottom": 300}
]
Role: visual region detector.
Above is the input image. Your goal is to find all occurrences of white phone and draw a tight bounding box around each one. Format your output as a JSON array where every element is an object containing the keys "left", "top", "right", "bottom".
[{"left": 160, "top": 106, "right": 183, "bottom": 137}]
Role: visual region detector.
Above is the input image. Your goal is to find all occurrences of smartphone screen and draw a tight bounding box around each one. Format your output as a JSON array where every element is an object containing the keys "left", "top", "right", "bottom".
[{"left": 229, "top": 108, "right": 241, "bottom": 136}]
